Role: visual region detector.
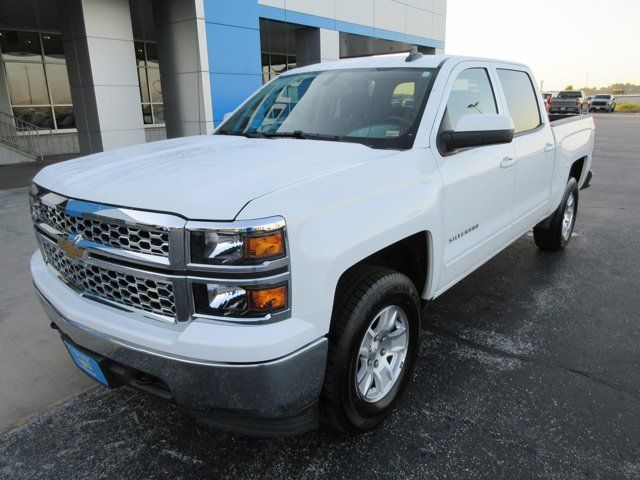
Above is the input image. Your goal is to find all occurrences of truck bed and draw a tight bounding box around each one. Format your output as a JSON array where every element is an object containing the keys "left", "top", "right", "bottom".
[
  {"left": 548, "top": 113, "right": 591, "bottom": 124},
  {"left": 550, "top": 114, "right": 595, "bottom": 189}
]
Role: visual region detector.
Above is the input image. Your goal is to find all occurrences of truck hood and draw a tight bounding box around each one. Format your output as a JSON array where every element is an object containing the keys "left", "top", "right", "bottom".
[{"left": 34, "top": 135, "right": 395, "bottom": 220}]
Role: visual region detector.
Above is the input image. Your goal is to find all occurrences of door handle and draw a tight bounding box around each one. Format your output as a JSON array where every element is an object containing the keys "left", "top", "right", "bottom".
[
  {"left": 500, "top": 156, "right": 517, "bottom": 168},
  {"left": 544, "top": 143, "right": 555, "bottom": 153}
]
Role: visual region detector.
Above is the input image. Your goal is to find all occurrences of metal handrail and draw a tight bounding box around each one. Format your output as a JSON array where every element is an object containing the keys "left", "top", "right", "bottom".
[{"left": 0, "top": 110, "right": 47, "bottom": 160}]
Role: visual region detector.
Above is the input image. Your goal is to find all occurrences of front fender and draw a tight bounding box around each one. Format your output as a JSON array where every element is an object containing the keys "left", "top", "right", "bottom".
[{"left": 237, "top": 148, "right": 444, "bottom": 338}]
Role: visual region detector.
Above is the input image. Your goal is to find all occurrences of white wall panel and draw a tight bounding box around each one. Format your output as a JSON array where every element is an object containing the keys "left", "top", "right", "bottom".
[
  {"left": 285, "top": 0, "right": 335, "bottom": 20},
  {"left": 406, "top": 5, "right": 434, "bottom": 38},
  {"left": 433, "top": 13, "right": 446, "bottom": 40},
  {"left": 86, "top": 38, "right": 139, "bottom": 86},
  {"left": 320, "top": 29, "right": 340, "bottom": 61},
  {"left": 81, "top": 0, "right": 136, "bottom": 41},
  {"left": 432, "top": 0, "right": 447, "bottom": 15},
  {"left": 258, "top": 0, "right": 285, "bottom": 9},
  {"left": 405, "top": 0, "right": 434, "bottom": 13},
  {"left": 374, "top": 0, "right": 405, "bottom": 33},
  {"left": 335, "top": 0, "right": 375, "bottom": 27}
]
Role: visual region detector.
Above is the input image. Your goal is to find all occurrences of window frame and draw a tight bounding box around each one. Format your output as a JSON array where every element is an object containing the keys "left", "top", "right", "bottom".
[
  {"left": 496, "top": 67, "right": 544, "bottom": 137},
  {"left": 436, "top": 66, "right": 500, "bottom": 157},
  {"left": 135, "top": 40, "right": 164, "bottom": 127},
  {"left": 0, "top": 30, "right": 74, "bottom": 131}
]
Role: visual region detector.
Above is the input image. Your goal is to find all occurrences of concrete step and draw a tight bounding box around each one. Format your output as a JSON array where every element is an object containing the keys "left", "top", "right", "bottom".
[{"left": 0, "top": 141, "right": 40, "bottom": 165}]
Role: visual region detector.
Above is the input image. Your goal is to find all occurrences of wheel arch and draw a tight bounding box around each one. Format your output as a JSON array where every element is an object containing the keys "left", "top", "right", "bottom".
[
  {"left": 570, "top": 156, "right": 587, "bottom": 184},
  {"left": 332, "top": 231, "right": 432, "bottom": 311}
]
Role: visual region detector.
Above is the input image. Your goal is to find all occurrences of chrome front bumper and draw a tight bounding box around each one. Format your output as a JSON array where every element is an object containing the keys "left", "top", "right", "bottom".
[{"left": 37, "top": 288, "right": 328, "bottom": 437}]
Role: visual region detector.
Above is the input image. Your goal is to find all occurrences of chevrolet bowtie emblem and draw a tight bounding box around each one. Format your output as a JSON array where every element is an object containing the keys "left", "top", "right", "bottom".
[{"left": 58, "top": 235, "right": 86, "bottom": 261}]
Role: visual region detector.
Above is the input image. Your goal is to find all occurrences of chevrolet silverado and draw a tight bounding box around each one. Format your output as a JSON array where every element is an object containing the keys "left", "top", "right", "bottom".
[{"left": 31, "top": 53, "right": 595, "bottom": 437}]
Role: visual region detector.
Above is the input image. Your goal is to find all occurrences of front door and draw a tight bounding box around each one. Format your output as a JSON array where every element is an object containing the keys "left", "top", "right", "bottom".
[{"left": 431, "top": 64, "right": 517, "bottom": 292}]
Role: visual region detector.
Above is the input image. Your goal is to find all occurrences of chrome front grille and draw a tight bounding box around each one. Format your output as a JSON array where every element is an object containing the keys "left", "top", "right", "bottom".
[
  {"left": 31, "top": 185, "right": 188, "bottom": 322},
  {"left": 32, "top": 198, "right": 170, "bottom": 257},
  {"left": 31, "top": 185, "right": 291, "bottom": 325},
  {"left": 41, "top": 240, "right": 177, "bottom": 318}
]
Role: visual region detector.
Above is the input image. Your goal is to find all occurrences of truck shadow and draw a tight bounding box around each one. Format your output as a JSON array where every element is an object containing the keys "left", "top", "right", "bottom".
[{"left": 1, "top": 235, "right": 598, "bottom": 479}]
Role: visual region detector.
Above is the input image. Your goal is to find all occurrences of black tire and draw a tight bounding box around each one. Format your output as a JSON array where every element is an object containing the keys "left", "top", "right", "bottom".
[
  {"left": 321, "top": 265, "right": 421, "bottom": 434},
  {"left": 534, "top": 177, "right": 579, "bottom": 251}
]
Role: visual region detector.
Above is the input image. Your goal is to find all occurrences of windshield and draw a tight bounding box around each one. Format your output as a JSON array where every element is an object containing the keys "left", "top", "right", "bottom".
[
  {"left": 558, "top": 91, "right": 582, "bottom": 98},
  {"left": 595, "top": 94, "right": 612, "bottom": 99},
  {"left": 216, "top": 68, "right": 437, "bottom": 150}
]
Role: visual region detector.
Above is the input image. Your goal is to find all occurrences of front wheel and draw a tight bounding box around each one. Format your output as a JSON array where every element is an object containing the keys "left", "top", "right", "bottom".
[
  {"left": 534, "top": 178, "right": 579, "bottom": 251},
  {"left": 321, "top": 266, "right": 421, "bottom": 433}
]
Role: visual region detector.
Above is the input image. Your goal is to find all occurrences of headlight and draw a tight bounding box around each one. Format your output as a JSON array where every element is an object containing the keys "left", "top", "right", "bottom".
[
  {"left": 188, "top": 217, "right": 286, "bottom": 266},
  {"left": 186, "top": 217, "right": 290, "bottom": 321},
  {"left": 192, "top": 282, "right": 288, "bottom": 318}
]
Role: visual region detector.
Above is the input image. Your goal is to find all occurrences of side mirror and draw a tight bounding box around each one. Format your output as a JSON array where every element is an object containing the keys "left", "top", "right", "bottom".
[
  {"left": 222, "top": 112, "right": 233, "bottom": 122},
  {"left": 441, "top": 114, "right": 514, "bottom": 151}
]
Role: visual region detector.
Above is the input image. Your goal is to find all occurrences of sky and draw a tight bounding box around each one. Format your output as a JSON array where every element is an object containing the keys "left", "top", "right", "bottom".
[{"left": 445, "top": 0, "right": 640, "bottom": 91}]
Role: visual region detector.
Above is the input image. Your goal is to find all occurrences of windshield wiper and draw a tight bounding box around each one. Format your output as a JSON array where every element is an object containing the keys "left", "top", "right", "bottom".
[
  {"left": 263, "top": 130, "right": 343, "bottom": 141},
  {"left": 242, "top": 132, "right": 270, "bottom": 139}
]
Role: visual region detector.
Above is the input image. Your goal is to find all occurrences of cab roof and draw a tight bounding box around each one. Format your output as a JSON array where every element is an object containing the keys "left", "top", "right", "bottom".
[{"left": 283, "top": 54, "right": 529, "bottom": 75}]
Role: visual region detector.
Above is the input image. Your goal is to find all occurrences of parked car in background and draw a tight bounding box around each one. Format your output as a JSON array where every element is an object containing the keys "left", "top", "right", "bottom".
[
  {"left": 30, "top": 53, "right": 595, "bottom": 436},
  {"left": 589, "top": 94, "right": 616, "bottom": 113},
  {"left": 549, "top": 91, "right": 587, "bottom": 115}
]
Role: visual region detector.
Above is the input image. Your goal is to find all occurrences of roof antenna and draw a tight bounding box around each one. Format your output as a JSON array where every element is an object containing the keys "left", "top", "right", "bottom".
[{"left": 405, "top": 46, "right": 423, "bottom": 62}]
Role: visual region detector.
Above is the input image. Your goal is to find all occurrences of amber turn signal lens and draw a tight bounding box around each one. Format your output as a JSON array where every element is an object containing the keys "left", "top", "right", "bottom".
[
  {"left": 247, "top": 285, "right": 287, "bottom": 311},
  {"left": 243, "top": 232, "right": 285, "bottom": 259}
]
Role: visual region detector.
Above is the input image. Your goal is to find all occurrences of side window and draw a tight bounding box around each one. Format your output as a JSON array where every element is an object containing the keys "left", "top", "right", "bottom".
[
  {"left": 441, "top": 68, "right": 497, "bottom": 131},
  {"left": 496, "top": 69, "right": 542, "bottom": 134}
]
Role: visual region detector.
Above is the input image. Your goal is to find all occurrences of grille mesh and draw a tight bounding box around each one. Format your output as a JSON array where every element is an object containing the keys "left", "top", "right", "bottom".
[
  {"left": 32, "top": 200, "right": 170, "bottom": 257},
  {"left": 41, "top": 240, "right": 176, "bottom": 318}
]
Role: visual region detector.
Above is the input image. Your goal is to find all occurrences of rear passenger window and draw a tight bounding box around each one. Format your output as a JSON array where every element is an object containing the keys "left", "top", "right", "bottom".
[
  {"left": 441, "top": 68, "right": 497, "bottom": 131},
  {"left": 497, "top": 69, "right": 542, "bottom": 134}
]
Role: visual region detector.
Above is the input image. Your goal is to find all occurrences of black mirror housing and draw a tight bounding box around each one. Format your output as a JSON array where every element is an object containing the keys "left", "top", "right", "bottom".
[{"left": 441, "top": 128, "right": 514, "bottom": 151}]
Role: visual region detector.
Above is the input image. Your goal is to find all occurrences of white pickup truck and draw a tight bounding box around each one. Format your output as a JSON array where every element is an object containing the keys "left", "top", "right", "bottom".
[{"left": 30, "top": 53, "right": 594, "bottom": 437}]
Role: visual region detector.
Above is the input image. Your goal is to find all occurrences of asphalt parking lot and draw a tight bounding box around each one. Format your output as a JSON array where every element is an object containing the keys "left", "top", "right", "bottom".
[{"left": 1, "top": 114, "right": 639, "bottom": 479}]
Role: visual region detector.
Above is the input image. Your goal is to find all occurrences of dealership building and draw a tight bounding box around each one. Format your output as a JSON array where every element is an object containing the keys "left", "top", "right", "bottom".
[{"left": 0, "top": 0, "right": 446, "bottom": 164}]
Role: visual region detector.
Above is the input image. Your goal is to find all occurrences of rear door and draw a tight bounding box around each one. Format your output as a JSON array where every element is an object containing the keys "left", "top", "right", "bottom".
[
  {"left": 495, "top": 67, "right": 555, "bottom": 231},
  {"left": 431, "top": 62, "right": 517, "bottom": 292}
]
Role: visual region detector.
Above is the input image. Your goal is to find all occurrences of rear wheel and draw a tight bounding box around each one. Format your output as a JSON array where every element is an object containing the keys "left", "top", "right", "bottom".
[
  {"left": 534, "top": 178, "right": 579, "bottom": 251},
  {"left": 321, "top": 266, "right": 421, "bottom": 433}
]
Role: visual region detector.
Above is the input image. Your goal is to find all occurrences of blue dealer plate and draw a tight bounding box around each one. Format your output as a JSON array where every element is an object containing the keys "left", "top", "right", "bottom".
[{"left": 64, "top": 341, "right": 109, "bottom": 386}]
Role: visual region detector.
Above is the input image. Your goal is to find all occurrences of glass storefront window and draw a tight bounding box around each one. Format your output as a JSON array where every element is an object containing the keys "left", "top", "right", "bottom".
[
  {"left": 5, "top": 62, "right": 49, "bottom": 105},
  {"left": 46, "top": 64, "right": 72, "bottom": 104},
  {"left": 12, "top": 106, "right": 54, "bottom": 129},
  {"left": 41, "top": 34, "right": 65, "bottom": 63},
  {"left": 137, "top": 67, "right": 150, "bottom": 103},
  {"left": 142, "top": 104, "right": 153, "bottom": 124},
  {"left": 0, "top": 30, "right": 75, "bottom": 130},
  {"left": 147, "top": 67, "right": 162, "bottom": 104},
  {"left": 260, "top": 52, "right": 296, "bottom": 84},
  {"left": 0, "top": 31, "right": 42, "bottom": 61},
  {"left": 54, "top": 106, "right": 75, "bottom": 129},
  {"left": 135, "top": 41, "right": 164, "bottom": 125},
  {"left": 259, "top": 19, "right": 298, "bottom": 84},
  {"left": 152, "top": 104, "right": 164, "bottom": 123}
]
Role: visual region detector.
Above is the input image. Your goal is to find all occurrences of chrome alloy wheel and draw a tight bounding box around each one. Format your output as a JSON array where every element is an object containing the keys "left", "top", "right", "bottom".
[
  {"left": 355, "top": 305, "right": 409, "bottom": 403},
  {"left": 562, "top": 192, "right": 576, "bottom": 241}
]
